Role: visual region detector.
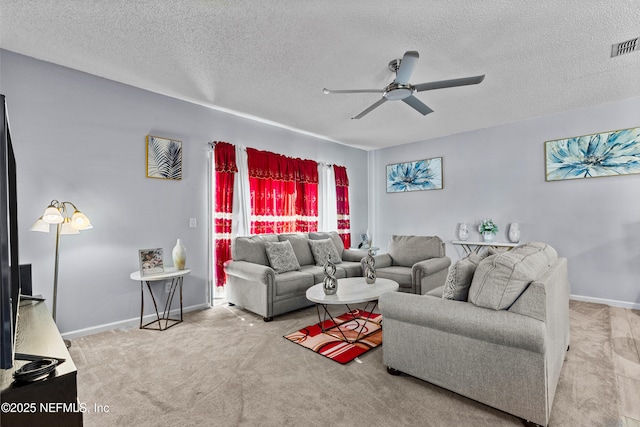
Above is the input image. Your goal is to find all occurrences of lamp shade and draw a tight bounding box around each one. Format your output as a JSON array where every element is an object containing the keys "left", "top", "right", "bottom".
[
  {"left": 71, "top": 210, "right": 91, "bottom": 230},
  {"left": 30, "top": 217, "right": 51, "bottom": 233},
  {"left": 60, "top": 218, "right": 80, "bottom": 235},
  {"left": 42, "top": 205, "right": 64, "bottom": 224}
]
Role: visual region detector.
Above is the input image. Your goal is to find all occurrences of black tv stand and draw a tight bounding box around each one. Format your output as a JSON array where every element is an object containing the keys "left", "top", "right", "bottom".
[
  {"left": 19, "top": 294, "right": 46, "bottom": 302},
  {"left": 15, "top": 352, "right": 66, "bottom": 364},
  {"left": 0, "top": 300, "right": 82, "bottom": 426}
]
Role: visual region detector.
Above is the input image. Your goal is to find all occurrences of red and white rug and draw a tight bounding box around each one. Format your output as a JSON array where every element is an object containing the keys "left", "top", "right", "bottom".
[{"left": 284, "top": 310, "right": 383, "bottom": 364}]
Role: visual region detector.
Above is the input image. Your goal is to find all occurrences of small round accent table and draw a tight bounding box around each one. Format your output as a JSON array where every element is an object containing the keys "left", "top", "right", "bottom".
[
  {"left": 130, "top": 268, "right": 191, "bottom": 331},
  {"left": 306, "top": 277, "right": 398, "bottom": 343}
]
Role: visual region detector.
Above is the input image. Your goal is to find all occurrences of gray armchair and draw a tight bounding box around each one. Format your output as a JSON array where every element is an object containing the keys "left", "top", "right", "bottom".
[
  {"left": 365, "top": 235, "right": 451, "bottom": 294},
  {"left": 379, "top": 242, "right": 570, "bottom": 426}
]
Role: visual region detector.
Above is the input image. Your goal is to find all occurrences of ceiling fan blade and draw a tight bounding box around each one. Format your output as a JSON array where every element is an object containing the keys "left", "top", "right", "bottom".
[
  {"left": 394, "top": 51, "right": 419, "bottom": 85},
  {"left": 323, "top": 88, "right": 382, "bottom": 95},
  {"left": 352, "top": 98, "right": 387, "bottom": 119},
  {"left": 402, "top": 95, "right": 434, "bottom": 116},
  {"left": 414, "top": 75, "right": 485, "bottom": 92}
]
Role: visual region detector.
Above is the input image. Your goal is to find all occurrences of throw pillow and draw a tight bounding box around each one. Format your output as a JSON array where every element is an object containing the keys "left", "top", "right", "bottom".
[
  {"left": 442, "top": 253, "right": 481, "bottom": 300},
  {"left": 308, "top": 238, "right": 343, "bottom": 266},
  {"left": 278, "top": 233, "right": 315, "bottom": 266},
  {"left": 264, "top": 240, "right": 300, "bottom": 274},
  {"left": 468, "top": 243, "right": 557, "bottom": 310},
  {"left": 308, "top": 231, "right": 345, "bottom": 254}
]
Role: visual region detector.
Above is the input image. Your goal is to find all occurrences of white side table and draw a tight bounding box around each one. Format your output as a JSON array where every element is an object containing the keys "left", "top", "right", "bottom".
[
  {"left": 351, "top": 246, "right": 380, "bottom": 255},
  {"left": 451, "top": 240, "right": 518, "bottom": 255},
  {"left": 130, "top": 268, "right": 191, "bottom": 331}
]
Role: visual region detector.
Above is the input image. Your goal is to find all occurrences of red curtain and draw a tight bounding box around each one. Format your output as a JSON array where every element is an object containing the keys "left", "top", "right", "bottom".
[
  {"left": 334, "top": 165, "right": 351, "bottom": 248},
  {"left": 295, "top": 159, "right": 319, "bottom": 232},
  {"left": 247, "top": 148, "right": 318, "bottom": 234},
  {"left": 214, "top": 142, "right": 237, "bottom": 288}
]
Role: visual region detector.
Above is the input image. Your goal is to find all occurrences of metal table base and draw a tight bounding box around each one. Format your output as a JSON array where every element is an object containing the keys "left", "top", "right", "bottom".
[{"left": 139, "top": 275, "right": 184, "bottom": 331}]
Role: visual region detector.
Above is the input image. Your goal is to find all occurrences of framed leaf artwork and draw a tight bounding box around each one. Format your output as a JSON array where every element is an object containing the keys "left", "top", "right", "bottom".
[{"left": 146, "top": 135, "right": 182, "bottom": 180}]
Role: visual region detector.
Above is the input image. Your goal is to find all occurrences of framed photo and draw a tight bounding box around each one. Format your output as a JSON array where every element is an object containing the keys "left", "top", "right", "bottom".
[
  {"left": 386, "top": 157, "right": 443, "bottom": 193},
  {"left": 139, "top": 248, "right": 164, "bottom": 276},
  {"left": 545, "top": 126, "right": 640, "bottom": 182},
  {"left": 146, "top": 135, "right": 182, "bottom": 180}
]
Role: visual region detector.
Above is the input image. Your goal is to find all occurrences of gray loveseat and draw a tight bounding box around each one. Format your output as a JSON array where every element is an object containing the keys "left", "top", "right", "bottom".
[
  {"left": 367, "top": 235, "right": 451, "bottom": 294},
  {"left": 224, "top": 231, "right": 367, "bottom": 321},
  {"left": 379, "top": 242, "right": 570, "bottom": 426}
]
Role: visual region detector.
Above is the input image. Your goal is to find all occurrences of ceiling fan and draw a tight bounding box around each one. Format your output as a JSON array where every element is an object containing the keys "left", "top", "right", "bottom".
[{"left": 323, "top": 51, "right": 485, "bottom": 119}]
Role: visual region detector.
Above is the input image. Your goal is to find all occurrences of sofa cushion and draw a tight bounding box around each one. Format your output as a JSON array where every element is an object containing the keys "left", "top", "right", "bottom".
[
  {"left": 376, "top": 266, "right": 412, "bottom": 287},
  {"left": 309, "top": 231, "right": 345, "bottom": 255},
  {"left": 265, "top": 240, "right": 300, "bottom": 273},
  {"left": 308, "top": 238, "right": 343, "bottom": 265},
  {"left": 299, "top": 264, "right": 347, "bottom": 284},
  {"left": 337, "top": 261, "right": 363, "bottom": 277},
  {"left": 278, "top": 233, "right": 314, "bottom": 266},
  {"left": 389, "top": 235, "right": 444, "bottom": 267},
  {"left": 231, "top": 234, "right": 278, "bottom": 266},
  {"left": 426, "top": 286, "right": 444, "bottom": 297},
  {"left": 442, "top": 252, "right": 481, "bottom": 300},
  {"left": 274, "top": 270, "right": 315, "bottom": 296},
  {"left": 468, "top": 242, "right": 557, "bottom": 310}
]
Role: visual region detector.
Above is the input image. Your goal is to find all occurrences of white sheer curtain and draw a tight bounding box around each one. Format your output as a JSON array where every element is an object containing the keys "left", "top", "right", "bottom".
[
  {"left": 232, "top": 145, "right": 251, "bottom": 237},
  {"left": 318, "top": 163, "right": 338, "bottom": 232}
]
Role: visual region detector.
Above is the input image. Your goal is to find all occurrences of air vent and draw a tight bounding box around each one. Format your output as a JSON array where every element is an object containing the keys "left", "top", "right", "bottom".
[{"left": 611, "top": 37, "right": 638, "bottom": 57}]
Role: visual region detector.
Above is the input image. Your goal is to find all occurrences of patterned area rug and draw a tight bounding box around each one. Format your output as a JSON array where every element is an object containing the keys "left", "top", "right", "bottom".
[{"left": 284, "top": 310, "right": 383, "bottom": 364}]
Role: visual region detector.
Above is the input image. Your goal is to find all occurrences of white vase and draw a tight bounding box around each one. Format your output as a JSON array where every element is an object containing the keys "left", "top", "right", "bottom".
[
  {"left": 508, "top": 223, "right": 521, "bottom": 243},
  {"left": 172, "top": 238, "right": 187, "bottom": 270},
  {"left": 482, "top": 232, "right": 495, "bottom": 243},
  {"left": 458, "top": 223, "right": 469, "bottom": 241}
]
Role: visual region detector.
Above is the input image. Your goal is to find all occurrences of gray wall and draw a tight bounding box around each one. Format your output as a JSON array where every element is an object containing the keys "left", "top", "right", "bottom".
[
  {"left": 0, "top": 50, "right": 368, "bottom": 335},
  {"left": 369, "top": 96, "right": 640, "bottom": 309}
]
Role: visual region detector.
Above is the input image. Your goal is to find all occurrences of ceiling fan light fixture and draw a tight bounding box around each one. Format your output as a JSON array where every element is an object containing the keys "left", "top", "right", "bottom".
[{"left": 383, "top": 84, "right": 415, "bottom": 101}]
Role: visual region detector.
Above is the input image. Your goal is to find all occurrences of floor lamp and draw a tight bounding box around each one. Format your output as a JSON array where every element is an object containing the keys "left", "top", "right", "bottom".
[{"left": 31, "top": 200, "right": 92, "bottom": 325}]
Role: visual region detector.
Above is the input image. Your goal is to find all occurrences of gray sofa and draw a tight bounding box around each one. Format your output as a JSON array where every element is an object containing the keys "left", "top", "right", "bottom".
[
  {"left": 366, "top": 235, "right": 451, "bottom": 294},
  {"left": 379, "top": 242, "right": 570, "bottom": 426},
  {"left": 224, "top": 231, "right": 367, "bottom": 321}
]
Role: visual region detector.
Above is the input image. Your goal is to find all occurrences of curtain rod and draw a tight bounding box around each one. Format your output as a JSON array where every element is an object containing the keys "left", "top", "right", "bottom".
[{"left": 208, "top": 141, "right": 334, "bottom": 166}]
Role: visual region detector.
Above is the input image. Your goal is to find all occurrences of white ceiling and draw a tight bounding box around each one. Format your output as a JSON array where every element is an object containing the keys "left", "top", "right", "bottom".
[{"left": 1, "top": 1, "right": 639, "bottom": 150}]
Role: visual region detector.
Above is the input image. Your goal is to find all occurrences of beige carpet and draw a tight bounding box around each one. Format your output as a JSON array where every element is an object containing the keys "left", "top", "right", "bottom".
[{"left": 68, "top": 300, "right": 620, "bottom": 426}]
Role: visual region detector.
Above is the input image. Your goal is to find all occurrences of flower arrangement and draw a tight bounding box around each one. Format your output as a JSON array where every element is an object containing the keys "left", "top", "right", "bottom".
[{"left": 478, "top": 219, "right": 499, "bottom": 235}]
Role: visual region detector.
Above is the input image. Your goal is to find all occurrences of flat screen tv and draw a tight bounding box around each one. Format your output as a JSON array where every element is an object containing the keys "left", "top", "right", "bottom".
[{"left": 1, "top": 93, "right": 21, "bottom": 370}]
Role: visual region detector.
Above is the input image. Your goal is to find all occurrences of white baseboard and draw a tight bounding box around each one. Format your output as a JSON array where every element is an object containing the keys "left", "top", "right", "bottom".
[
  {"left": 61, "top": 296, "right": 637, "bottom": 340},
  {"left": 570, "top": 294, "right": 640, "bottom": 311},
  {"left": 61, "top": 303, "right": 211, "bottom": 340}
]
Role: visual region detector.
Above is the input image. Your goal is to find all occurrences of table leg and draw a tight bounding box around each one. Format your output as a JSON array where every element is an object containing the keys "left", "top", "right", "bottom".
[
  {"left": 140, "top": 278, "right": 184, "bottom": 331},
  {"left": 315, "top": 301, "right": 380, "bottom": 344}
]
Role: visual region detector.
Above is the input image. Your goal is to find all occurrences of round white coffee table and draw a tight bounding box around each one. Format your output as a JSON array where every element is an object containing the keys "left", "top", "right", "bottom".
[{"left": 306, "top": 277, "right": 399, "bottom": 343}]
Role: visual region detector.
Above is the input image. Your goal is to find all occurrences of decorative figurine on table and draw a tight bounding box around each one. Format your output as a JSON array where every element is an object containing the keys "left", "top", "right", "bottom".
[
  {"left": 323, "top": 259, "right": 338, "bottom": 295},
  {"left": 458, "top": 223, "right": 469, "bottom": 241},
  {"left": 364, "top": 249, "right": 376, "bottom": 284},
  {"left": 508, "top": 223, "right": 521, "bottom": 243}
]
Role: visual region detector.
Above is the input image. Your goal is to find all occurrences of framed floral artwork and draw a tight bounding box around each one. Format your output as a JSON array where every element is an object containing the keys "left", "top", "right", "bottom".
[
  {"left": 545, "top": 126, "right": 640, "bottom": 181},
  {"left": 386, "top": 157, "right": 443, "bottom": 193},
  {"left": 138, "top": 248, "right": 164, "bottom": 276},
  {"left": 146, "top": 135, "right": 182, "bottom": 180}
]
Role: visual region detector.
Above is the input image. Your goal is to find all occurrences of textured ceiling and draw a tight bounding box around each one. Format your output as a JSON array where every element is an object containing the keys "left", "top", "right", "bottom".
[{"left": 1, "top": 1, "right": 639, "bottom": 150}]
